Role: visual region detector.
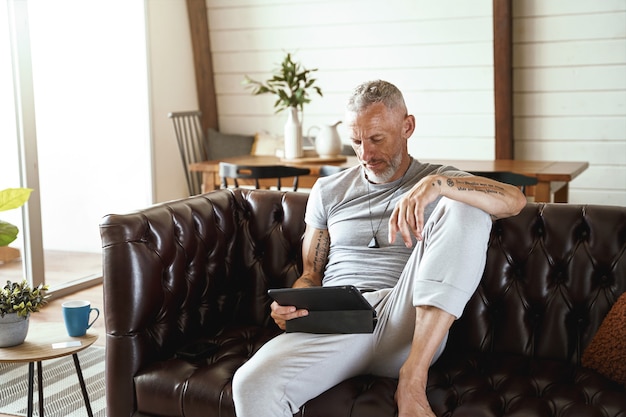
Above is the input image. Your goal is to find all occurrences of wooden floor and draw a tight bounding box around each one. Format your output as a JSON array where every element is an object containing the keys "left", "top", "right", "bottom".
[{"left": 0, "top": 250, "right": 102, "bottom": 287}]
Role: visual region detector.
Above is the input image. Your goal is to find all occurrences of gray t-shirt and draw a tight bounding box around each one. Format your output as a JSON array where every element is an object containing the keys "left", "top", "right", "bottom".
[{"left": 305, "top": 158, "right": 467, "bottom": 290}]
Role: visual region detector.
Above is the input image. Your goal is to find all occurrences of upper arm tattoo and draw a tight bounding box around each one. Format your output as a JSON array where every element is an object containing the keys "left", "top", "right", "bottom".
[{"left": 312, "top": 230, "right": 330, "bottom": 273}]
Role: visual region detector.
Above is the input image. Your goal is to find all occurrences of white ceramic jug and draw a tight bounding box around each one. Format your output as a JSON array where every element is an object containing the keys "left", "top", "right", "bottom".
[{"left": 308, "top": 121, "right": 342, "bottom": 158}]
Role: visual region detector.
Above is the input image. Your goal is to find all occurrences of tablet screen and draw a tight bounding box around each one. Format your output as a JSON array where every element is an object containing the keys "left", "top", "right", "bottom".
[{"left": 267, "top": 285, "right": 375, "bottom": 312}]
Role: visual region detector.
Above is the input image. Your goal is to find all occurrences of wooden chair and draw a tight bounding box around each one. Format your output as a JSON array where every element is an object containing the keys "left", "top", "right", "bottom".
[
  {"left": 469, "top": 171, "right": 538, "bottom": 195},
  {"left": 168, "top": 111, "right": 207, "bottom": 196},
  {"left": 219, "top": 162, "right": 311, "bottom": 191}
]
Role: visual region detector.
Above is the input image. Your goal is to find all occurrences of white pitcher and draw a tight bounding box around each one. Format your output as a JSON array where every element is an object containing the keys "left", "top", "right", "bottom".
[{"left": 308, "top": 121, "right": 342, "bottom": 158}]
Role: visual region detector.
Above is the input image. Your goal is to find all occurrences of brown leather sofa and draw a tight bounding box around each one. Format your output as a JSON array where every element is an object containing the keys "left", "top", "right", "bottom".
[{"left": 101, "top": 188, "right": 626, "bottom": 417}]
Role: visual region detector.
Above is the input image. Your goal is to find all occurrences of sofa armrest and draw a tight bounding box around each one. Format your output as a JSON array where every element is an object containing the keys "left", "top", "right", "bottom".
[{"left": 101, "top": 189, "right": 238, "bottom": 417}]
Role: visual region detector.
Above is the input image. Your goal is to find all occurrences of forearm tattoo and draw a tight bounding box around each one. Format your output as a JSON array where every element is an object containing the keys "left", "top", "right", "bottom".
[
  {"left": 298, "top": 277, "right": 319, "bottom": 287},
  {"left": 446, "top": 177, "right": 506, "bottom": 196},
  {"left": 312, "top": 230, "right": 330, "bottom": 273}
]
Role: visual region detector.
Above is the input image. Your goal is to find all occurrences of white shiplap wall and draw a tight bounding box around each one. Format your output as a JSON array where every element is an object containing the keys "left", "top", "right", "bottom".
[
  {"left": 206, "top": 0, "right": 495, "bottom": 160},
  {"left": 203, "top": 0, "right": 626, "bottom": 206},
  {"left": 513, "top": 0, "right": 626, "bottom": 205}
]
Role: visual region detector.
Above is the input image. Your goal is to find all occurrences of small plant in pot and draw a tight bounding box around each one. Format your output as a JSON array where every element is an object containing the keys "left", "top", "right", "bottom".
[
  {"left": 0, "top": 187, "right": 49, "bottom": 347},
  {"left": 0, "top": 280, "right": 49, "bottom": 347},
  {"left": 243, "top": 52, "right": 323, "bottom": 159},
  {"left": 0, "top": 280, "right": 49, "bottom": 318}
]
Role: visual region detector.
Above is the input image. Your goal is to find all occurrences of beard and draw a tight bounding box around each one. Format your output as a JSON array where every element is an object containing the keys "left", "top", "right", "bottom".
[{"left": 364, "top": 152, "right": 403, "bottom": 184}]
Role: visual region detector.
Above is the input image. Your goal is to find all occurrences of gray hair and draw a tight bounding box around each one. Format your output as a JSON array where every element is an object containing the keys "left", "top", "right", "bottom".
[{"left": 346, "top": 80, "right": 407, "bottom": 114}]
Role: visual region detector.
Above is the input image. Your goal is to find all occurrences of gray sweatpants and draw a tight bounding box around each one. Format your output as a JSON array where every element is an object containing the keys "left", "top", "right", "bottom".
[{"left": 232, "top": 198, "right": 492, "bottom": 417}]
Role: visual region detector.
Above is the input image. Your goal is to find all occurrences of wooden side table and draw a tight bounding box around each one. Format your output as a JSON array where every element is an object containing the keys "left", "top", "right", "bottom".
[{"left": 0, "top": 322, "right": 98, "bottom": 417}]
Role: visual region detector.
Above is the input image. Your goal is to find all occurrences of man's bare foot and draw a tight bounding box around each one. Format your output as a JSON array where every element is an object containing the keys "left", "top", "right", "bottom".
[{"left": 395, "top": 376, "right": 435, "bottom": 417}]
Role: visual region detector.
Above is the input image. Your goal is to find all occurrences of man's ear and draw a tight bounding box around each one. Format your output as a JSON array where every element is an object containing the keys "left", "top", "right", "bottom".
[{"left": 402, "top": 114, "right": 416, "bottom": 139}]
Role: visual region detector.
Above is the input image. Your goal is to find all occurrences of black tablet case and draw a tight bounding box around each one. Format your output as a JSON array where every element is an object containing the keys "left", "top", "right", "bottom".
[{"left": 267, "top": 285, "right": 377, "bottom": 334}]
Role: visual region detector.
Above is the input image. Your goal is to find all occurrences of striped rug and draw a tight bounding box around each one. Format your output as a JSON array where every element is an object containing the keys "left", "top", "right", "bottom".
[{"left": 0, "top": 346, "right": 105, "bottom": 417}]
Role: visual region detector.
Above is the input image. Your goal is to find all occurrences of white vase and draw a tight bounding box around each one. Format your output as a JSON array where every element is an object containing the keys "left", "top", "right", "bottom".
[
  {"left": 0, "top": 312, "right": 29, "bottom": 347},
  {"left": 283, "top": 107, "right": 303, "bottom": 159}
]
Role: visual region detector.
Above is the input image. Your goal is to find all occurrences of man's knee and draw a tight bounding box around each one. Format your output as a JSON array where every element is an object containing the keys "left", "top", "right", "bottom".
[
  {"left": 232, "top": 359, "right": 265, "bottom": 401},
  {"left": 232, "top": 360, "right": 269, "bottom": 415},
  {"left": 429, "top": 198, "right": 492, "bottom": 237}
]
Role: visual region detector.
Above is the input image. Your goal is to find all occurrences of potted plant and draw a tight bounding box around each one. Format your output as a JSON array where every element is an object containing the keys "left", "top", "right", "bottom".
[
  {"left": 0, "top": 187, "right": 48, "bottom": 347},
  {"left": 0, "top": 280, "right": 49, "bottom": 347},
  {"left": 243, "top": 52, "right": 323, "bottom": 159},
  {"left": 0, "top": 280, "right": 48, "bottom": 318}
]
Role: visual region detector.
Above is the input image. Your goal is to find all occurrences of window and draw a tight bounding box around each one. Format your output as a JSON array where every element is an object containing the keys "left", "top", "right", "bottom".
[{"left": 1, "top": 0, "right": 152, "bottom": 293}]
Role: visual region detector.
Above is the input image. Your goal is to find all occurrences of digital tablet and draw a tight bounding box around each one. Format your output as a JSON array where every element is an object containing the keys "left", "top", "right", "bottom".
[
  {"left": 267, "top": 285, "right": 377, "bottom": 334},
  {"left": 267, "top": 285, "right": 374, "bottom": 311}
]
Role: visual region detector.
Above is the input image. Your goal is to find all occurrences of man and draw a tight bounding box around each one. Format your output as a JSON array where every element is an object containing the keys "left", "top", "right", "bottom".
[{"left": 232, "top": 80, "right": 527, "bottom": 417}]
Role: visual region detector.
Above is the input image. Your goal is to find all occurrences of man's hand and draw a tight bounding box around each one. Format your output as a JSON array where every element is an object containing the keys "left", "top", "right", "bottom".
[
  {"left": 389, "top": 175, "right": 442, "bottom": 247},
  {"left": 270, "top": 301, "right": 308, "bottom": 330}
]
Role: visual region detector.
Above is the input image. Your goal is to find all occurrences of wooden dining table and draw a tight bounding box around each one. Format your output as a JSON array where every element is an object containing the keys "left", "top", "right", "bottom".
[{"left": 189, "top": 155, "right": 589, "bottom": 203}]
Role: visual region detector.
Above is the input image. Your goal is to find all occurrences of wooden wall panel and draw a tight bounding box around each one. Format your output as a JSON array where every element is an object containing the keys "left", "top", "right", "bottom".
[
  {"left": 513, "top": 0, "right": 626, "bottom": 205},
  {"left": 189, "top": 0, "right": 625, "bottom": 205},
  {"left": 493, "top": 0, "right": 513, "bottom": 159},
  {"left": 205, "top": 0, "right": 496, "bottom": 160},
  {"left": 186, "top": 0, "right": 218, "bottom": 131}
]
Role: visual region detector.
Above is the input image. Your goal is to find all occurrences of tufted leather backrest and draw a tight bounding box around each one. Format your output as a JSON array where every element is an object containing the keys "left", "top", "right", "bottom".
[
  {"left": 102, "top": 191, "right": 624, "bottom": 364},
  {"left": 227, "top": 189, "right": 308, "bottom": 326},
  {"left": 448, "top": 204, "right": 626, "bottom": 365},
  {"left": 101, "top": 189, "right": 307, "bottom": 356}
]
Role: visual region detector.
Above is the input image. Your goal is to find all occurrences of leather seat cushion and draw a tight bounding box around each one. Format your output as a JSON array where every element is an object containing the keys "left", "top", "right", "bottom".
[
  {"left": 134, "top": 329, "right": 626, "bottom": 417},
  {"left": 427, "top": 351, "right": 626, "bottom": 417},
  {"left": 134, "top": 326, "right": 279, "bottom": 417}
]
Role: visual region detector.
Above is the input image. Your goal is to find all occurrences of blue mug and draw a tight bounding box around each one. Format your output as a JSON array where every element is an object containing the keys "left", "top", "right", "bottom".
[{"left": 62, "top": 300, "right": 100, "bottom": 337}]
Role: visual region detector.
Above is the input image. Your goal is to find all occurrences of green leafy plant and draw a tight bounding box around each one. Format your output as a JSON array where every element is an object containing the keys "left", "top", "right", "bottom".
[
  {"left": 243, "top": 52, "right": 323, "bottom": 114},
  {"left": 0, "top": 188, "right": 32, "bottom": 247},
  {"left": 0, "top": 280, "right": 49, "bottom": 318}
]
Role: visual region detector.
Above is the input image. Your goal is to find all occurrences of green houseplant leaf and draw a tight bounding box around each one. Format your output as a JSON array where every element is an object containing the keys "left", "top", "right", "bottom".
[
  {"left": 0, "top": 221, "right": 19, "bottom": 247},
  {"left": 0, "top": 188, "right": 32, "bottom": 212},
  {"left": 0, "top": 279, "right": 49, "bottom": 317},
  {"left": 243, "top": 52, "right": 323, "bottom": 114},
  {"left": 0, "top": 188, "right": 32, "bottom": 247}
]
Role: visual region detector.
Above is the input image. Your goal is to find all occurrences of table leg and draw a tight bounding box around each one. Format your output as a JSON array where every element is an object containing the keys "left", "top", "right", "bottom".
[
  {"left": 534, "top": 181, "right": 552, "bottom": 203},
  {"left": 37, "top": 361, "right": 44, "bottom": 416},
  {"left": 72, "top": 353, "right": 94, "bottom": 417},
  {"left": 553, "top": 182, "right": 569, "bottom": 203},
  {"left": 201, "top": 172, "right": 218, "bottom": 193},
  {"left": 27, "top": 362, "right": 34, "bottom": 417}
]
